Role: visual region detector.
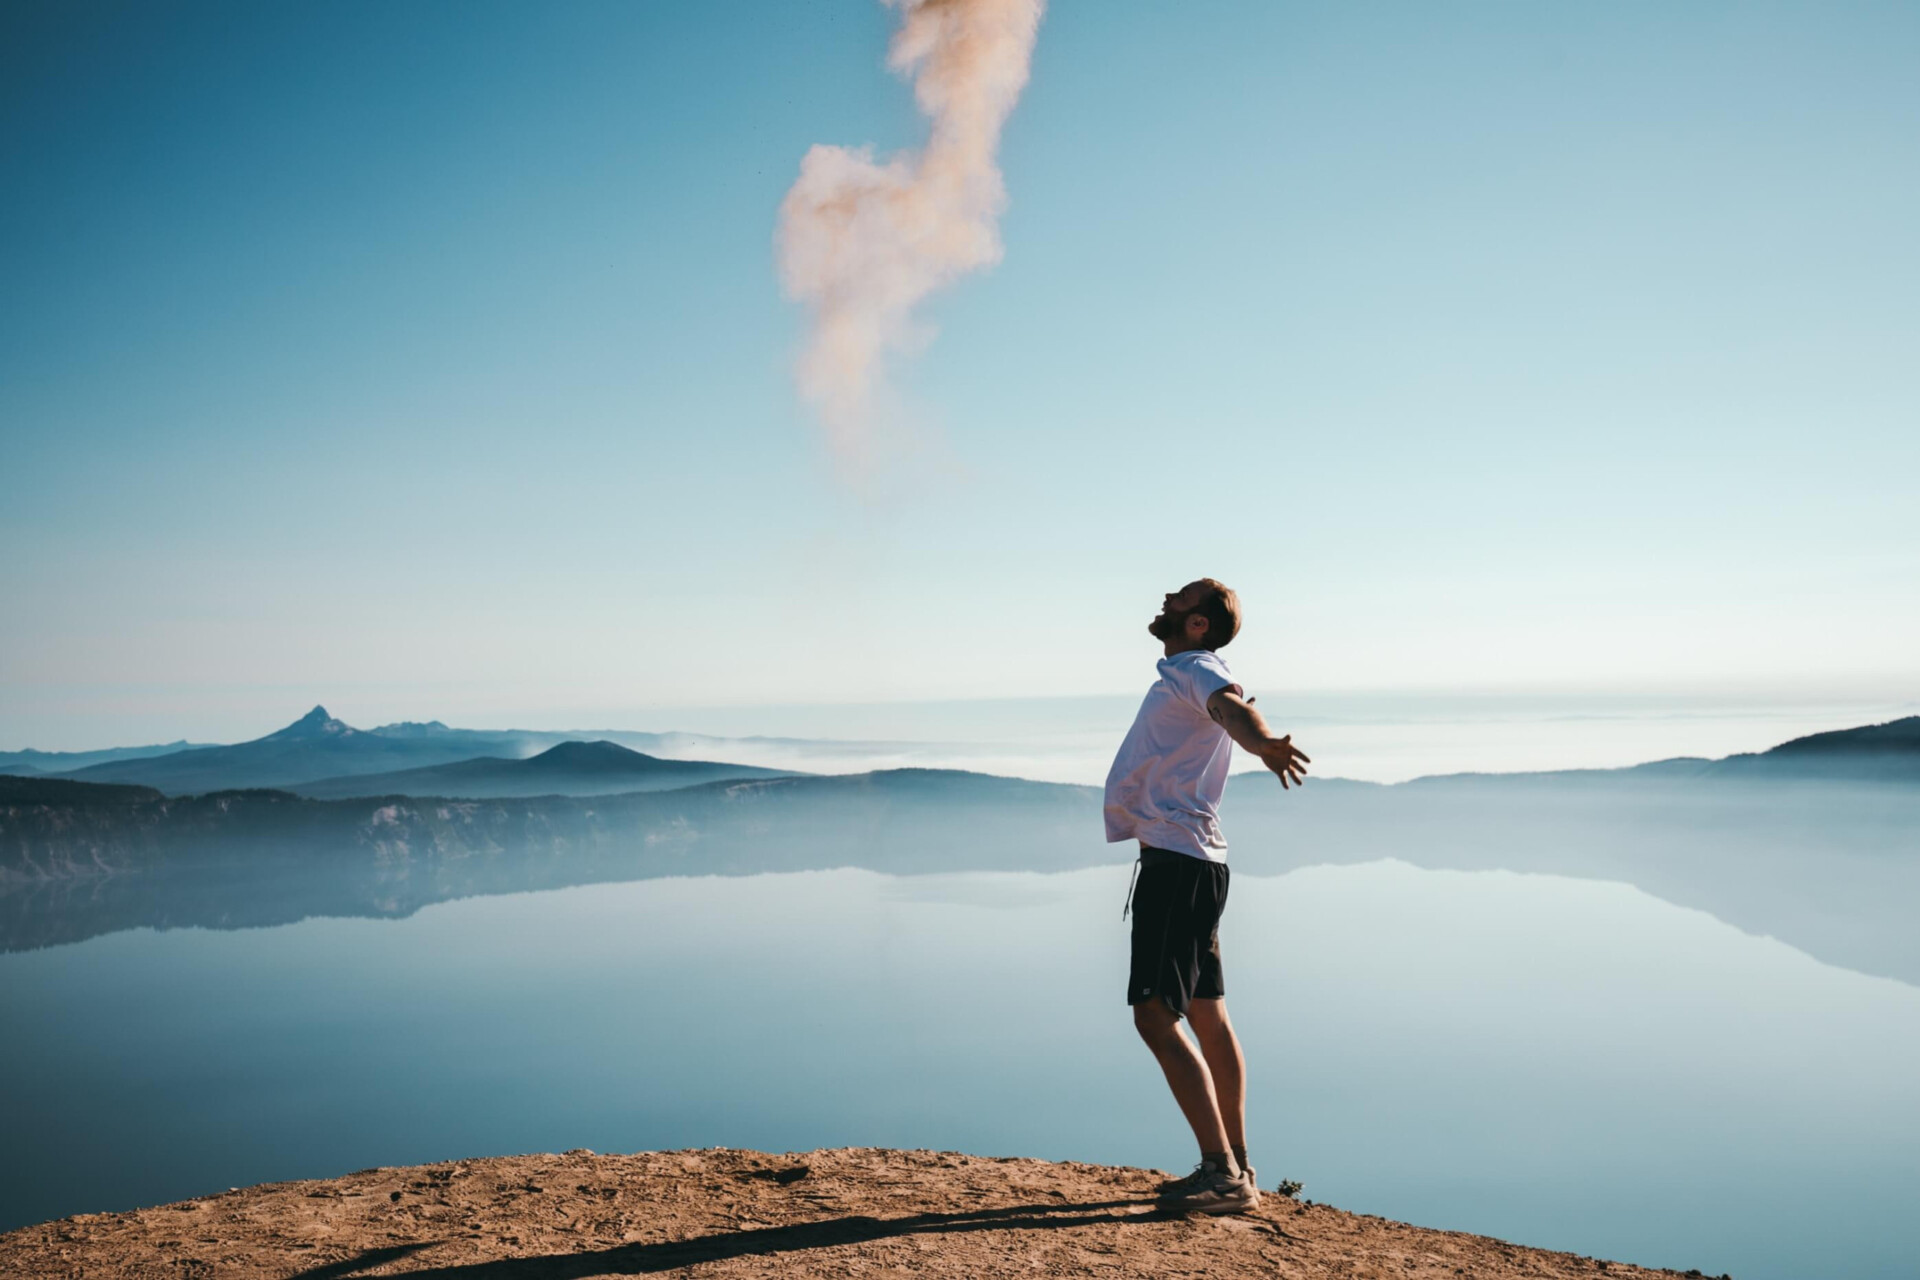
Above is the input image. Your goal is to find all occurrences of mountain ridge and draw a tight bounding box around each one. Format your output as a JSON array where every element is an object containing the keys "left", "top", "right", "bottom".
[
  {"left": 0, "top": 739, "right": 216, "bottom": 775},
  {"left": 4, "top": 749, "right": 1916, "bottom": 986},
  {"left": 15, "top": 709, "right": 1918, "bottom": 796},
  {"left": 287, "top": 739, "right": 792, "bottom": 800}
]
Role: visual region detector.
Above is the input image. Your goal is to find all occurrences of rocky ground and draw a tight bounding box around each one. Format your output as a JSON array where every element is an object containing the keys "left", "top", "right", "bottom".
[{"left": 0, "top": 1147, "right": 1727, "bottom": 1279}]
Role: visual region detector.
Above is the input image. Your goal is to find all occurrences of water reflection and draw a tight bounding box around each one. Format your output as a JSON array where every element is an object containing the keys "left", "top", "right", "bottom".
[{"left": 2, "top": 863, "right": 1915, "bottom": 1280}]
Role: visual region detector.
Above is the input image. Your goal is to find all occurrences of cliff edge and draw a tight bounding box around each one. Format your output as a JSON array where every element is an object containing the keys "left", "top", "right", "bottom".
[{"left": 1, "top": 1146, "right": 1724, "bottom": 1279}]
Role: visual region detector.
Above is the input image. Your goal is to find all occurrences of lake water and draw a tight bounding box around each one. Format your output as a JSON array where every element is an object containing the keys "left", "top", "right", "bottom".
[{"left": 4, "top": 861, "right": 1916, "bottom": 1278}]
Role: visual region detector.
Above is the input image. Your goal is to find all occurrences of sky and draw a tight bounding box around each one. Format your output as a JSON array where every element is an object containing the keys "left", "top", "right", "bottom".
[{"left": 3, "top": 0, "right": 1917, "bottom": 749}]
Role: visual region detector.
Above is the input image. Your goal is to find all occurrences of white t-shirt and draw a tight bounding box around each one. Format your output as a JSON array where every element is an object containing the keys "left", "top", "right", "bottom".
[{"left": 1104, "top": 648, "right": 1242, "bottom": 862}]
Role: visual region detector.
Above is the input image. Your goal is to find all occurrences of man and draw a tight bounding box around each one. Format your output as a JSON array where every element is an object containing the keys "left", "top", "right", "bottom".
[{"left": 1105, "top": 578, "right": 1309, "bottom": 1215}]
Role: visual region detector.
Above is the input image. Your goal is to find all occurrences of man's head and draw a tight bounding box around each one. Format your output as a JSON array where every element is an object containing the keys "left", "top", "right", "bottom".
[{"left": 1148, "top": 578, "right": 1240, "bottom": 654}]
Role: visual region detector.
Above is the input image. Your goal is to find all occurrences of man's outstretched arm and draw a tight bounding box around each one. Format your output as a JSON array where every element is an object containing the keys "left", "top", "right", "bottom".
[{"left": 1207, "top": 688, "right": 1310, "bottom": 789}]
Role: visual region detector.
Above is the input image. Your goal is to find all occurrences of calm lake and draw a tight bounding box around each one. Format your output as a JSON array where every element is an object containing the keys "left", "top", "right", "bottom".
[{"left": 3, "top": 861, "right": 1917, "bottom": 1279}]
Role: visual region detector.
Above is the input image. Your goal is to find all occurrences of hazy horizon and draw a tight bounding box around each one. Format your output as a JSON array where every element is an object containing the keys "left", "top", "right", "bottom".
[{"left": 6, "top": 683, "right": 1913, "bottom": 786}]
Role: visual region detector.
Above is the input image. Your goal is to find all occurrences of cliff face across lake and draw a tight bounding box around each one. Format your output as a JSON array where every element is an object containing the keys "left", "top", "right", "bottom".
[
  {"left": 0, "top": 1147, "right": 1721, "bottom": 1279},
  {"left": 0, "top": 770, "right": 1103, "bottom": 949},
  {"left": 4, "top": 757, "right": 1917, "bottom": 987}
]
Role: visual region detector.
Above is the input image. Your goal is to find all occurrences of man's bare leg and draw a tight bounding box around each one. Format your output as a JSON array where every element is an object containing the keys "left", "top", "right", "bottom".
[
  {"left": 1185, "top": 998, "right": 1246, "bottom": 1156},
  {"left": 1132, "top": 998, "right": 1235, "bottom": 1168}
]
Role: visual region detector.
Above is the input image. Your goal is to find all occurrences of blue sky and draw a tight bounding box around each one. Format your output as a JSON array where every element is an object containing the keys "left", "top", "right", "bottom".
[{"left": 4, "top": 1, "right": 1916, "bottom": 747}]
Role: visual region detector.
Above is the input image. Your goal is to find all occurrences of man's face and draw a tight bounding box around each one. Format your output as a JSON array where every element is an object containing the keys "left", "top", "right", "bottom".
[{"left": 1148, "top": 581, "right": 1210, "bottom": 647}]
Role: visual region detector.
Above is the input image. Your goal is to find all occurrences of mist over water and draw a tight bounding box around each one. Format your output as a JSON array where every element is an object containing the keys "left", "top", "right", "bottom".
[{"left": 593, "top": 689, "right": 1920, "bottom": 784}]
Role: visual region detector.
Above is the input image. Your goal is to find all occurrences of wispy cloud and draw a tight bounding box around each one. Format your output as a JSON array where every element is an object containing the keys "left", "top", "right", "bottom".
[{"left": 777, "top": 0, "right": 1045, "bottom": 475}]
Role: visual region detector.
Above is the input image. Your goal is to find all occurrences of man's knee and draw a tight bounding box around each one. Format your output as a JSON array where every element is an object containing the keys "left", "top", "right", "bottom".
[
  {"left": 1186, "top": 998, "right": 1240, "bottom": 1051},
  {"left": 1132, "top": 996, "right": 1182, "bottom": 1045},
  {"left": 1186, "top": 997, "right": 1229, "bottom": 1033}
]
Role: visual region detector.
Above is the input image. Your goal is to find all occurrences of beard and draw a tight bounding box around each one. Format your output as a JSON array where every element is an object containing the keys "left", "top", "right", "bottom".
[{"left": 1148, "top": 609, "right": 1184, "bottom": 641}]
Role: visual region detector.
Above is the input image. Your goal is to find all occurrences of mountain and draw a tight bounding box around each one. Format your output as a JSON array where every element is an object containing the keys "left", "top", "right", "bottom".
[
  {"left": 0, "top": 739, "right": 214, "bottom": 775},
  {"left": 1771, "top": 715, "right": 1920, "bottom": 753},
  {"left": 1359, "top": 714, "right": 1920, "bottom": 789},
  {"left": 9, "top": 716, "right": 1917, "bottom": 979},
  {"left": 57, "top": 708, "right": 577, "bottom": 795},
  {"left": 286, "top": 739, "right": 792, "bottom": 799},
  {"left": 6, "top": 759, "right": 1917, "bottom": 984},
  {"left": 54, "top": 706, "right": 462, "bottom": 794},
  {"left": 0, "top": 768, "right": 1103, "bottom": 950},
  {"left": 365, "top": 719, "right": 458, "bottom": 737},
  {"left": 1706, "top": 714, "right": 1920, "bottom": 781},
  {"left": 38, "top": 709, "right": 858, "bottom": 796}
]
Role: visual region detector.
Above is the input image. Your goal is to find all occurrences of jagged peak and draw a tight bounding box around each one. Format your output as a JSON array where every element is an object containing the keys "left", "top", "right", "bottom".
[{"left": 263, "top": 706, "right": 358, "bottom": 741}]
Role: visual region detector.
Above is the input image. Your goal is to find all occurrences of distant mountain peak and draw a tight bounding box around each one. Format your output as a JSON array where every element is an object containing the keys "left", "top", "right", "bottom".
[{"left": 264, "top": 706, "right": 358, "bottom": 741}]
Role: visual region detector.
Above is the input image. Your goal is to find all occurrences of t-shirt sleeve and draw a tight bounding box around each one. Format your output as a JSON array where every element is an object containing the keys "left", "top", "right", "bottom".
[{"left": 1174, "top": 652, "right": 1239, "bottom": 714}]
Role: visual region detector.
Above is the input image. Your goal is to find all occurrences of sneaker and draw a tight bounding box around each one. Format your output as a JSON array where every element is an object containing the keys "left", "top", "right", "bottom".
[
  {"left": 1155, "top": 1158, "right": 1255, "bottom": 1197},
  {"left": 1154, "top": 1161, "right": 1218, "bottom": 1198},
  {"left": 1156, "top": 1160, "right": 1260, "bottom": 1215}
]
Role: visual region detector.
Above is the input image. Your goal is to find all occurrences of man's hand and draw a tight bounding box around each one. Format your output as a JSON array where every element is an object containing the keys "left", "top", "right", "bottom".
[
  {"left": 1254, "top": 734, "right": 1310, "bottom": 789},
  {"left": 1207, "top": 688, "right": 1311, "bottom": 790}
]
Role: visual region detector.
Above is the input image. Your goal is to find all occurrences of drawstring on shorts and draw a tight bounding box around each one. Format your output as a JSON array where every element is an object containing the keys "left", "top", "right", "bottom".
[{"left": 1121, "top": 854, "right": 1142, "bottom": 920}]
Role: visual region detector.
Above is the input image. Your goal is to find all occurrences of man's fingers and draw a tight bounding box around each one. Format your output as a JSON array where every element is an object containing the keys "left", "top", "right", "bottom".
[
  {"left": 1296, "top": 751, "right": 1312, "bottom": 764},
  {"left": 1270, "top": 744, "right": 1313, "bottom": 790}
]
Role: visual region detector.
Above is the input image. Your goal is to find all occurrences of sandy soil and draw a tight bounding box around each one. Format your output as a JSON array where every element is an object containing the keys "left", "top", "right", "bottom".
[{"left": 0, "top": 1147, "right": 1729, "bottom": 1279}]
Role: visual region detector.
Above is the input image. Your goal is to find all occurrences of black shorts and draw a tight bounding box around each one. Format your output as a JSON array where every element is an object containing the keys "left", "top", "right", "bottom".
[{"left": 1125, "top": 846, "right": 1229, "bottom": 1015}]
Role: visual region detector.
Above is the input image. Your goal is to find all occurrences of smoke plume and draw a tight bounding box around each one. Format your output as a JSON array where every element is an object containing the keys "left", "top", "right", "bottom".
[{"left": 777, "top": 0, "right": 1044, "bottom": 469}]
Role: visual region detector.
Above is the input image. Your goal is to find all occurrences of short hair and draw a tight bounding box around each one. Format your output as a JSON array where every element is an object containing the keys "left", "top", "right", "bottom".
[{"left": 1194, "top": 578, "right": 1240, "bottom": 650}]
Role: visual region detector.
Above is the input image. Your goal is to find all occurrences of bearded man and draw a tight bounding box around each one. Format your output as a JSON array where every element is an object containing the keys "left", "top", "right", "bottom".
[{"left": 1105, "top": 578, "right": 1309, "bottom": 1214}]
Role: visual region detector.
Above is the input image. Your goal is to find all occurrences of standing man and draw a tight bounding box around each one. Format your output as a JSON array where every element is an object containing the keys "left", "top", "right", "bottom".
[{"left": 1106, "top": 578, "right": 1309, "bottom": 1215}]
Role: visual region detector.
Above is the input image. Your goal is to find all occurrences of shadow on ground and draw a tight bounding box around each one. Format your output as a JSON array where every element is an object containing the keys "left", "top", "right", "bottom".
[{"left": 287, "top": 1197, "right": 1187, "bottom": 1278}]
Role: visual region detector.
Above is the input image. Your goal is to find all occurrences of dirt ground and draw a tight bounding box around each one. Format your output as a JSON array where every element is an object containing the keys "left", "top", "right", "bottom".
[{"left": 0, "top": 1147, "right": 1728, "bottom": 1279}]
